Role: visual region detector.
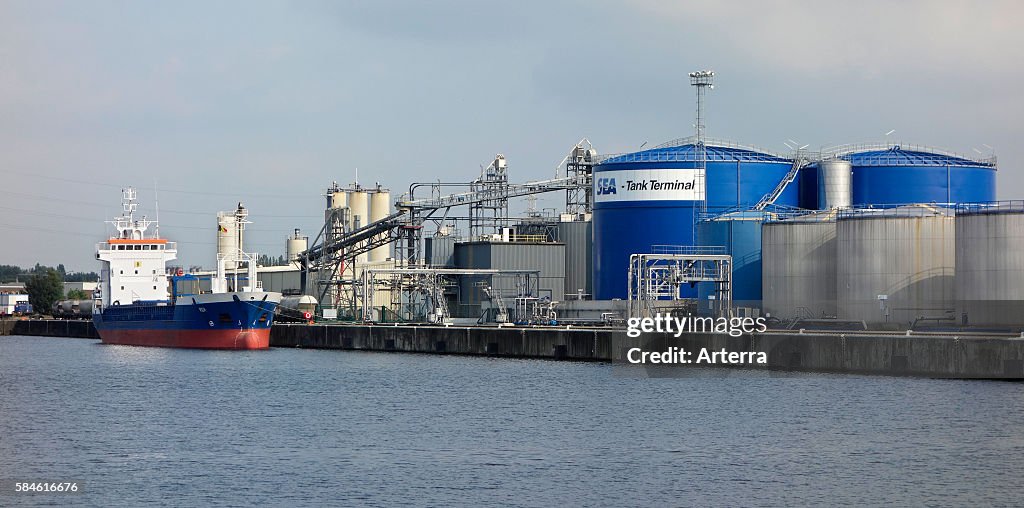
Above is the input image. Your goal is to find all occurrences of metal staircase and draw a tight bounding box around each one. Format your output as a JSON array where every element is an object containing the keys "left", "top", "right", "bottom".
[{"left": 753, "top": 154, "right": 810, "bottom": 211}]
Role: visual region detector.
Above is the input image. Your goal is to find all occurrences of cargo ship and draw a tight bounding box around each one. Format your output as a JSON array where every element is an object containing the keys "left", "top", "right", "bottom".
[{"left": 92, "top": 188, "right": 281, "bottom": 349}]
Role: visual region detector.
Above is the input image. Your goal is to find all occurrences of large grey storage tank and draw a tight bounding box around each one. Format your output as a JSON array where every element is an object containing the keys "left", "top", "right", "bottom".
[
  {"left": 837, "top": 205, "right": 955, "bottom": 327},
  {"left": 761, "top": 211, "right": 837, "bottom": 320},
  {"left": 955, "top": 203, "right": 1024, "bottom": 327}
]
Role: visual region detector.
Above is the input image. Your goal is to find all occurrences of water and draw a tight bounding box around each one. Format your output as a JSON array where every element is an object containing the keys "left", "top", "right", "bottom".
[{"left": 1, "top": 335, "right": 1023, "bottom": 506}]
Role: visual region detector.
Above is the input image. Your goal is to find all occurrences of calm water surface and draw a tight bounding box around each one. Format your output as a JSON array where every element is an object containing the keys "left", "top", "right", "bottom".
[{"left": 1, "top": 335, "right": 1023, "bottom": 506}]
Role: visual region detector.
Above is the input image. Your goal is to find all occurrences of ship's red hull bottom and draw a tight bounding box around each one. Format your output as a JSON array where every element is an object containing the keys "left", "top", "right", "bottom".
[{"left": 99, "top": 328, "right": 271, "bottom": 350}]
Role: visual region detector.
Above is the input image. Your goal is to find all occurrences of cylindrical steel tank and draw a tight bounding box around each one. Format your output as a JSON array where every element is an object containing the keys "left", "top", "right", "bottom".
[
  {"left": 592, "top": 142, "right": 796, "bottom": 299},
  {"left": 348, "top": 191, "right": 369, "bottom": 264},
  {"left": 287, "top": 229, "right": 308, "bottom": 262},
  {"left": 955, "top": 203, "right": 1024, "bottom": 327},
  {"left": 277, "top": 295, "right": 318, "bottom": 322},
  {"left": 837, "top": 145, "right": 996, "bottom": 206},
  {"left": 817, "top": 159, "right": 852, "bottom": 209},
  {"left": 837, "top": 205, "right": 955, "bottom": 327},
  {"left": 697, "top": 212, "right": 763, "bottom": 307},
  {"left": 761, "top": 211, "right": 838, "bottom": 320},
  {"left": 216, "top": 212, "right": 238, "bottom": 268},
  {"left": 369, "top": 189, "right": 391, "bottom": 262}
]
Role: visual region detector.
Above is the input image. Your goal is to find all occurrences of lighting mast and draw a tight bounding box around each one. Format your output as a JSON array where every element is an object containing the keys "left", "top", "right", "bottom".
[{"left": 689, "top": 70, "right": 714, "bottom": 227}]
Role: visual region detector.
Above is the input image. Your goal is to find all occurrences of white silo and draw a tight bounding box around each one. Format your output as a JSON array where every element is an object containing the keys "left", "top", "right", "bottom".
[
  {"left": 287, "top": 229, "right": 308, "bottom": 262},
  {"left": 217, "top": 203, "right": 248, "bottom": 269},
  {"left": 217, "top": 212, "right": 239, "bottom": 268},
  {"left": 348, "top": 189, "right": 369, "bottom": 263},
  {"left": 369, "top": 188, "right": 391, "bottom": 262}
]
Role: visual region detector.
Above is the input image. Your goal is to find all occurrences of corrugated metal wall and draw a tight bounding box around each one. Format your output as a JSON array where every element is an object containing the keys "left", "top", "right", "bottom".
[
  {"left": 454, "top": 242, "right": 566, "bottom": 317},
  {"left": 557, "top": 221, "right": 592, "bottom": 298},
  {"left": 425, "top": 236, "right": 457, "bottom": 267}
]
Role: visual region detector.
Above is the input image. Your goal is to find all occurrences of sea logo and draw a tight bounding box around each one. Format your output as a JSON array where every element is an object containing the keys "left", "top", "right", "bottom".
[{"left": 596, "top": 177, "right": 617, "bottom": 195}]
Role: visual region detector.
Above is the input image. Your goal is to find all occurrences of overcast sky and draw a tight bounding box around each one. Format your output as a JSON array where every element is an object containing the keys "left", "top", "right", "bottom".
[{"left": 1, "top": 0, "right": 1021, "bottom": 272}]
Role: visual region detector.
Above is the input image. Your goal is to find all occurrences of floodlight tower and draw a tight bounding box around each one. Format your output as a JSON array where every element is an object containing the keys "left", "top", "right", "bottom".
[{"left": 689, "top": 70, "right": 714, "bottom": 222}]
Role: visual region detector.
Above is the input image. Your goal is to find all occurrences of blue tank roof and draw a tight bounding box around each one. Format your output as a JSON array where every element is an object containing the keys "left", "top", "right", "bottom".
[
  {"left": 599, "top": 144, "right": 791, "bottom": 165},
  {"left": 843, "top": 147, "right": 995, "bottom": 167}
]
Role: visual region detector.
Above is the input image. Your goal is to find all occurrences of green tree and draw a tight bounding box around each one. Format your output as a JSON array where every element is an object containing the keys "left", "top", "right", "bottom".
[
  {"left": 67, "top": 288, "right": 90, "bottom": 300},
  {"left": 0, "top": 264, "right": 23, "bottom": 282},
  {"left": 25, "top": 268, "right": 63, "bottom": 315}
]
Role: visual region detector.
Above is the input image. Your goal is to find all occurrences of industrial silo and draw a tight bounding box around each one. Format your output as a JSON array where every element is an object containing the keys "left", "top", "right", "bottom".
[
  {"left": 369, "top": 188, "right": 391, "bottom": 262},
  {"left": 697, "top": 211, "right": 765, "bottom": 309},
  {"left": 348, "top": 190, "right": 369, "bottom": 264},
  {"left": 216, "top": 205, "right": 246, "bottom": 269},
  {"left": 592, "top": 140, "right": 798, "bottom": 299},
  {"left": 824, "top": 143, "right": 996, "bottom": 206},
  {"left": 286, "top": 229, "right": 308, "bottom": 262},
  {"left": 761, "top": 211, "right": 838, "bottom": 320},
  {"left": 955, "top": 203, "right": 1024, "bottom": 328},
  {"left": 837, "top": 205, "right": 956, "bottom": 327}
]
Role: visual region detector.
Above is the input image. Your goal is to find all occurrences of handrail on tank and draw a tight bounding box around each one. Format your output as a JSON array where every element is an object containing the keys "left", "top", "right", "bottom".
[
  {"left": 835, "top": 203, "right": 956, "bottom": 220},
  {"left": 650, "top": 244, "right": 727, "bottom": 255},
  {"left": 593, "top": 136, "right": 791, "bottom": 164},
  {"left": 652, "top": 135, "right": 786, "bottom": 158},
  {"left": 956, "top": 200, "right": 1024, "bottom": 214},
  {"left": 819, "top": 141, "right": 997, "bottom": 166},
  {"left": 697, "top": 204, "right": 809, "bottom": 222}
]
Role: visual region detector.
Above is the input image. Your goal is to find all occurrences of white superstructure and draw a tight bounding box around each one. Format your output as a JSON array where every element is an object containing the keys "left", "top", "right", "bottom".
[{"left": 95, "top": 188, "right": 178, "bottom": 308}]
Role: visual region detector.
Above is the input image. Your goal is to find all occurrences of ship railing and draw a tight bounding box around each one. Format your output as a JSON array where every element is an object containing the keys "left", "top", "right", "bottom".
[{"left": 95, "top": 241, "right": 177, "bottom": 251}]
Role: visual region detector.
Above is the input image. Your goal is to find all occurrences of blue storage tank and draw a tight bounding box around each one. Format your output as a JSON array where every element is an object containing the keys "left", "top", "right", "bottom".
[
  {"left": 696, "top": 213, "right": 764, "bottom": 308},
  {"left": 592, "top": 141, "right": 798, "bottom": 300},
  {"left": 836, "top": 145, "right": 996, "bottom": 206}
]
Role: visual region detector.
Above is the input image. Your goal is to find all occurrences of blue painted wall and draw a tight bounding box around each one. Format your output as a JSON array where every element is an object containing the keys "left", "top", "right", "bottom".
[{"left": 593, "top": 144, "right": 794, "bottom": 299}]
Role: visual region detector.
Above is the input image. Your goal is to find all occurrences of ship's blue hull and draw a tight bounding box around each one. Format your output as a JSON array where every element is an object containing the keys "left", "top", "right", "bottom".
[{"left": 94, "top": 294, "right": 279, "bottom": 349}]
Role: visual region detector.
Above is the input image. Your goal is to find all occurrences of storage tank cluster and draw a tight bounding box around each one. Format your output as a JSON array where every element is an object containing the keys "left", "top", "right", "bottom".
[
  {"left": 762, "top": 202, "right": 1024, "bottom": 329},
  {"left": 591, "top": 138, "right": 1000, "bottom": 324},
  {"left": 326, "top": 182, "right": 392, "bottom": 263}
]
